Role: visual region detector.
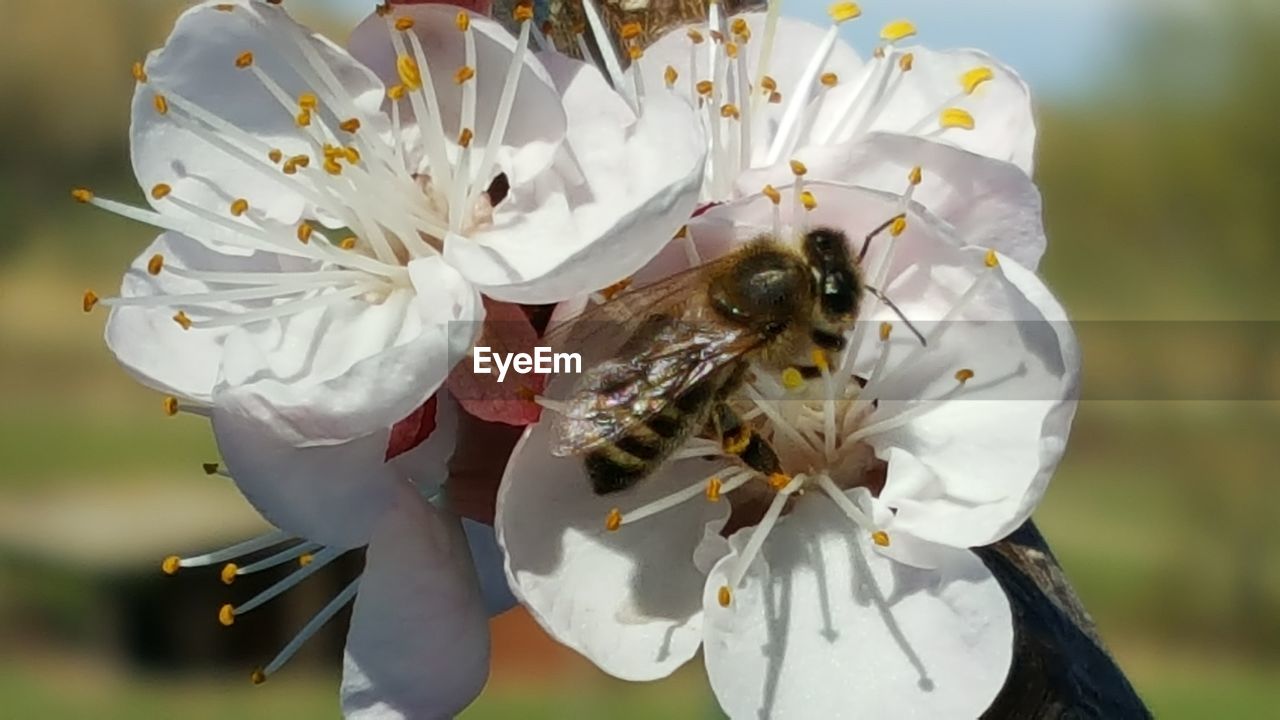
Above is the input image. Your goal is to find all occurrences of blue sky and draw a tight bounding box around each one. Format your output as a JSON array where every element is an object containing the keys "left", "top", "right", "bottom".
[{"left": 317, "top": 0, "right": 1135, "bottom": 99}]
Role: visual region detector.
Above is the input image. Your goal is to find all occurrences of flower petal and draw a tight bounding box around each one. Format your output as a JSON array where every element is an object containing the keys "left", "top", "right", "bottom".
[
  {"left": 348, "top": 4, "right": 565, "bottom": 186},
  {"left": 496, "top": 419, "right": 724, "bottom": 680},
  {"left": 214, "top": 255, "right": 481, "bottom": 447},
  {"left": 210, "top": 409, "right": 403, "bottom": 549},
  {"left": 462, "top": 517, "right": 518, "bottom": 616},
  {"left": 741, "top": 132, "right": 1047, "bottom": 269},
  {"left": 342, "top": 489, "right": 489, "bottom": 719},
  {"left": 445, "top": 299, "right": 545, "bottom": 425},
  {"left": 444, "top": 54, "right": 705, "bottom": 304},
  {"left": 702, "top": 495, "right": 1012, "bottom": 719},
  {"left": 807, "top": 48, "right": 1035, "bottom": 174},
  {"left": 132, "top": 0, "right": 388, "bottom": 225}
]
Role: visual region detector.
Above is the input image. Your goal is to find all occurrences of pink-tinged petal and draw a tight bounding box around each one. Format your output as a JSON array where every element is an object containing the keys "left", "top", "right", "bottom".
[
  {"left": 386, "top": 394, "right": 439, "bottom": 461},
  {"left": 446, "top": 300, "right": 545, "bottom": 425},
  {"left": 445, "top": 53, "right": 705, "bottom": 304},
  {"left": 389, "top": 391, "right": 460, "bottom": 494},
  {"left": 703, "top": 496, "right": 1013, "bottom": 719},
  {"left": 342, "top": 490, "right": 489, "bottom": 719},
  {"left": 496, "top": 418, "right": 725, "bottom": 680},
  {"left": 132, "top": 0, "right": 389, "bottom": 226}
]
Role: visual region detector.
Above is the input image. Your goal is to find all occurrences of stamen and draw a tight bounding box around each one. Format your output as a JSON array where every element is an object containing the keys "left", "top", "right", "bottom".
[
  {"left": 612, "top": 468, "right": 748, "bottom": 527},
  {"left": 467, "top": 12, "right": 532, "bottom": 208},
  {"left": 962, "top": 67, "right": 995, "bottom": 95},
  {"left": 256, "top": 577, "right": 361, "bottom": 682},
  {"left": 229, "top": 546, "right": 344, "bottom": 617},
  {"left": 880, "top": 20, "right": 917, "bottom": 42},
  {"left": 718, "top": 585, "right": 732, "bottom": 607},
  {"left": 132, "top": 61, "right": 148, "bottom": 83},
  {"left": 955, "top": 368, "right": 975, "bottom": 385},
  {"left": 162, "top": 529, "right": 291, "bottom": 572},
  {"left": 173, "top": 311, "right": 193, "bottom": 330},
  {"left": 235, "top": 51, "right": 254, "bottom": 69},
  {"left": 147, "top": 254, "right": 164, "bottom": 275},
  {"left": 820, "top": 72, "right": 839, "bottom": 87},
  {"left": 82, "top": 290, "right": 99, "bottom": 313},
  {"left": 233, "top": 541, "right": 324, "bottom": 578},
  {"left": 872, "top": 531, "right": 891, "bottom": 547},
  {"left": 605, "top": 508, "right": 622, "bottom": 532},
  {"left": 664, "top": 65, "right": 679, "bottom": 88},
  {"left": 939, "top": 108, "right": 976, "bottom": 130},
  {"left": 726, "top": 473, "right": 803, "bottom": 591},
  {"left": 781, "top": 367, "right": 806, "bottom": 390}
]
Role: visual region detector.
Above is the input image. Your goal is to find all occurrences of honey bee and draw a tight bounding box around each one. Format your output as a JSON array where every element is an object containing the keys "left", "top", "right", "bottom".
[{"left": 546, "top": 226, "right": 921, "bottom": 495}]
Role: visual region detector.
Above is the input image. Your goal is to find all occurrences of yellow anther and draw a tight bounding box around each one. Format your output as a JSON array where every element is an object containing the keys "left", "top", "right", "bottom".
[
  {"left": 880, "top": 20, "right": 917, "bottom": 42},
  {"left": 599, "top": 277, "right": 632, "bottom": 300},
  {"left": 81, "top": 290, "right": 100, "bottom": 313},
  {"left": 706, "top": 477, "right": 723, "bottom": 502},
  {"left": 760, "top": 75, "right": 777, "bottom": 93},
  {"left": 456, "top": 11, "right": 470, "bottom": 31},
  {"left": 218, "top": 604, "right": 236, "bottom": 627},
  {"left": 762, "top": 184, "right": 781, "bottom": 205},
  {"left": 800, "top": 191, "right": 817, "bottom": 210},
  {"left": 454, "top": 65, "right": 476, "bottom": 84},
  {"left": 132, "top": 61, "right": 148, "bottom": 83},
  {"left": 150, "top": 183, "right": 172, "bottom": 200},
  {"left": 789, "top": 159, "right": 808, "bottom": 176},
  {"left": 811, "top": 348, "right": 830, "bottom": 372},
  {"left": 221, "top": 563, "right": 238, "bottom": 585},
  {"left": 268, "top": 148, "right": 283, "bottom": 163},
  {"left": 696, "top": 80, "right": 714, "bottom": 96},
  {"left": 290, "top": 154, "right": 310, "bottom": 169},
  {"left": 909, "top": 166, "right": 923, "bottom": 186},
  {"left": 769, "top": 91, "right": 783, "bottom": 104},
  {"left": 940, "top": 108, "right": 976, "bottom": 130},
  {"left": 890, "top": 215, "right": 908, "bottom": 237},
  {"left": 620, "top": 22, "right": 643, "bottom": 40},
  {"left": 605, "top": 508, "right": 622, "bottom": 532},
  {"left": 147, "top": 254, "right": 165, "bottom": 276},
  {"left": 153, "top": 94, "right": 169, "bottom": 115},
  {"left": 387, "top": 84, "right": 406, "bottom": 101},
  {"left": 250, "top": 669, "right": 267, "bottom": 685},
  {"left": 871, "top": 530, "right": 891, "bottom": 547},
  {"left": 985, "top": 249, "right": 1000, "bottom": 268},
  {"left": 298, "top": 553, "right": 314, "bottom": 567},
  {"left": 720, "top": 103, "right": 740, "bottom": 119},
  {"left": 513, "top": 2, "right": 534, "bottom": 22},
  {"left": 725, "top": 42, "right": 739, "bottom": 59},
  {"left": 829, "top": 2, "right": 862, "bottom": 24},
  {"left": 717, "top": 585, "right": 732, "bottom": 607},
  {"left": 296, "top": 109, "right": 312, "bottom": 128},
  {"left": 230, "top": 198, "right": 249, "bottom": 217},
  {"left": 687, "top": 28, "right": 704, "bottom": 44},
  {"left": 955, "top": 368, "right": 975, "bottom": 385},
  {"left": 723, "top": 429, "right": 751, "bottom": 456},
  {"left": 767, "top": 473, "right": 792, "bottom": 491},
  {"left": 298, "top": 92, "right": 318, "bottom": 110},
  {"left": 162, "top": 395, "right": 180, "bottom": 416},
  {"left": 880, "top": 322, "right": 893, "bottom": 341},
  {"left": 663, "top": 65, "right": 678, "bottom": 88},
  {"left": 731, "top": 18, "right": 750, "bottom": 40},
  {"left": 781, "top": 367, "right": 806, "bottom": 390},
  {"left": 962, "top": 67, "right": 996, "bottom": 95},
  {"left": 820, "top": 72, "right": 839, "bottom": 87},
  {"left": 339, "top": 236, "right": 358, "bottom": 250},
  {"left": 202, "top": 462, "right": 220, "bottom": 475},
  {"left": 458, "top": 127, "right": 474, "bottom": 148},
  {"left": 71, "top": 187, "right": 94, "bottom": 204},
  {"left": 214, "top": 3, "right": 235, "bottom": 11},
  {"left": 628, "top": 46, "right": 644, "bottom": 61},
  {"left": 324, "top": 158, "right": 344, "bottom": 175},
  {"left": 173, "top": 311, "right": 193, "bottom": 330},
  {"left": 397, "top": 55, "right": 423, "bottom": 90},
  {"left": 898, "top": 53, "right": 915, "bottom": 72},
  {"left": 343, "top": 146, "right": 360, "bottom": 164},
  {"left": 394, "top": 17, "right": 415, "bottom": 31},
  {"left": 339, "top": 118, "right": 361, "bottom": 133},
  {"left": 235, "top": 51, "right": 254, "bottom": 69},
  {"left": 161, "top": 555, "right": 181, "bottom": 575}
]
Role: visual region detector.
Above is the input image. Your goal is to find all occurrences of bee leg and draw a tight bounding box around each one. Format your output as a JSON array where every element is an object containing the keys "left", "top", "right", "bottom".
[{"left": 713, "top": 401, "right": 783, "bottom": 477}]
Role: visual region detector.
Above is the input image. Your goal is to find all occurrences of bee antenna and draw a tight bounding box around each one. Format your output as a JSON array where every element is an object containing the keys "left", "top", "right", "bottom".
[
  {"left": 858, "top": 215, "right": 904, "bottom": 263},
  {"left": 865, "top": 285, "right": 927, "bottom": 347}
]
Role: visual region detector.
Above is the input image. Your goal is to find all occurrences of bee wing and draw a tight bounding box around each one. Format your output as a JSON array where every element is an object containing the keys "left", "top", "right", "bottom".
[
  {"left": 548, "top": 314, "right": 761, "bottom": 456},
  {"left": 541, "top": 256, "right": 739, "bottom": 371}
]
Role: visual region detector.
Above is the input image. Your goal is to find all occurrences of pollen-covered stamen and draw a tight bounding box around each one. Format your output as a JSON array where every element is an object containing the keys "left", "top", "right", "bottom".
[
  {"left": 762, "top": 183, "right": 783, "bottom": 237},
  {"left": 721, "top": 473, "right": 804, "bottom": 603},
  {"left": 388, "top": 22, "right": 455, "bottom": 197},
  {"left": 465, "top": 7, "right": 533, "bottom": 211},
  {"left": 449, "top": 14, "right": 479, "bottom": 233},
  {"left": 162, "top": 394, "right": 211, "bottom": 417},
  {"left": 846, "top": 368, "right": 977, "bottom": 444},
  {"left": 160, "top": 529, "right": 292, "bottom": 575},
  {"left": 230, "top": 540, "right": 324, "bottom": 580},
  {"left": 604, "top": 468, "right": 753, "bottom": 531},
  {"left": 253, "top": 577, "right": 360, "bottom": 684},
  {"left": 224, "top": 546, "right": 345, "bottom": 621},
  {"left": 581, "top": 0, "right": 633, "bottom": 109}
]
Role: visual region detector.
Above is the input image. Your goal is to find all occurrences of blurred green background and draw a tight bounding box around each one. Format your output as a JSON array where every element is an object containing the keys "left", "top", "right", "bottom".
[{"left": 1, "top": 1, "right": 1277, "bottom": 718}]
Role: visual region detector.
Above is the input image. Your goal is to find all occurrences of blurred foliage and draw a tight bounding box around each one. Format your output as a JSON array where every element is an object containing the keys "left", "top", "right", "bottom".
[{"left": 0, "top": 1, "right": 1278, "bottom": 718}]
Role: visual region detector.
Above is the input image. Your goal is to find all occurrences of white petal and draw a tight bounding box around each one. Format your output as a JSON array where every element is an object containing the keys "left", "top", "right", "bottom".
[
  {"left": 132, "top": 0, "right": 388, "bottom": 224},
  {"left": 496, "top": 420, "right": 724, "bottom": 680},
  {"left": 342, "top": 491, "right": 489, "bottom": 719},
  {"left": 447, "top": 54, "right": 705, "bottom": 304},
  {"left": 740, "top": 132, "right": 1047, "bottom": 269},
  {"left": 348, "top": 4, "right": 565, "bottom": 186},
  {"left": 703, "top": 495, "right": 1012, "bottom": 720},
  {"left": 214, "top": 256, "right": 481, "bottom": 447},
  {"left": 210, "top": 410, "right": 404, "bottom": 550},
  {"left": 104, "top": 231, "right": 288, "bottom": 401},
  {"left": 817, "top": 47, "right": 1036, "bottom": 174}
]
